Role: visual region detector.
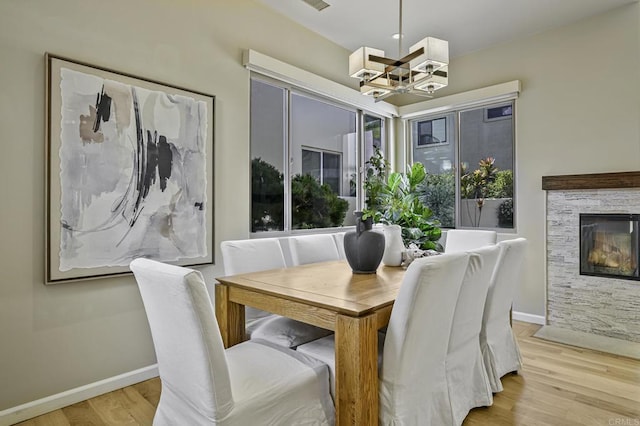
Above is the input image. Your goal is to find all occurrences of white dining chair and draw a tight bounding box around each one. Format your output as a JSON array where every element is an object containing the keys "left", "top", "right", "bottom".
[
  {"left": 332, "top": 232, "right": 347, "bottom": 260},
  {"left": 221, "top": 238, "right": 332, "bottom": 348},
  {"left": 295, "top": 331, "right": 387, "bottom": 400},
  {"left": 444, "top": 229, "right": 497, "bottom": 253},
  {"left": 130, "top": 258, "right": 335, "bottom": 426},
  {"left": 290, "top": 234, "right": 341, "bottom": 265},
  {"left": 298, "top": 252, "right": 470, "bottom": 425},
  {"left": 447, "top": 244, "right": 501, "bottom": 425},
  {"left": 220, "top": 238, "right": 284, "bottom": 333},
  {"left": 480, "top": 238, "right": 527, "bottom": 392}
]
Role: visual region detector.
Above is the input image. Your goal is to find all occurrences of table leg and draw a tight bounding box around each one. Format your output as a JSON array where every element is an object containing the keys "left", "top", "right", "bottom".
[
  {"left": 335, "top": 313, "right": 378, "bottom": 426},
  {"left": 214, "top": 283, "right": 245, "bottom": 348}
]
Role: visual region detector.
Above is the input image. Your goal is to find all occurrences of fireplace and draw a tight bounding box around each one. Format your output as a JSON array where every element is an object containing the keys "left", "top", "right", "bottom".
[{"left": 580, "top": 213, "right": 640, "bottom": 280}]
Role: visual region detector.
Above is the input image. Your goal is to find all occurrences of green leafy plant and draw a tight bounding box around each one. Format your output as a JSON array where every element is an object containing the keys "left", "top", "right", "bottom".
[
  {"left": 486, "top": 169, "right": 513, "bottom": 199},
  {"left": 291, "top": 174, "right": 349, "bottom": 229},
  {"left": 251, "top": 158, "right": 284, "bottom": 232},
  {"left": 498, "top": 198, "right": 514, "bottom": 227},
  {"left": 487, "top": 169, "right": 514, "bottom": 228},
  {"left": 363, "top": 147, "right": 389, "bottom": 214},
  {"left": 363, "top": 156, "right": 442, "bottom": 251},
  {"left": 251, "top": 158, "right": 349, "bottom": 231},
  {"left": 420, "top": 171, "right": 455, "bottom": 228}
]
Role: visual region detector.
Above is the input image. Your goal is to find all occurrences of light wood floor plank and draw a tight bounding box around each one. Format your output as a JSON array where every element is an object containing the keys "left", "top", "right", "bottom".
[
  {"left": 61, "top": 400, "right": 107, "bottom": 425},
  {"left": 130, "top": 378, "right": 161, "bottom": 408},
  {"left": 14, "top": 409, "right": 71, "bottom": 426},
  {"left": 14, "top": 321, "right": 640, "bottom": 425}
]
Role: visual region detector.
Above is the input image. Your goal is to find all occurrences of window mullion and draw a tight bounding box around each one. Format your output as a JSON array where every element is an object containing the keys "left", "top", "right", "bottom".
[
  {"left": 284, "top": 88, "right": 292, "bottom": 233},
  {"left": 454, "top": 112, "right": 461, "bottom": 229},
  {"left": 357, "top": 111, "right": 364, "bottom": 211}
]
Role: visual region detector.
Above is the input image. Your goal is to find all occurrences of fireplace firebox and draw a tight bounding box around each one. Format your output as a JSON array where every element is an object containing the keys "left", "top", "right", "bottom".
[{"left": 580, "top": 214, "right": 640, "bottom": 280}]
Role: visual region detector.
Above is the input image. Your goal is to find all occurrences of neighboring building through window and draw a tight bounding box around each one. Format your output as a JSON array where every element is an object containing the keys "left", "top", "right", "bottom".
[
  {"left": 301, "top": 148, "right": 342, "bottom": 194},
  {"left": 485, "top": 104, "right": 513, "bottom": 121},
  {"left": 411, "top": 100, "right": 515, "bottom": 230},
  {"left": 417, "top": 117, "right": 447, "bottom": 145}
]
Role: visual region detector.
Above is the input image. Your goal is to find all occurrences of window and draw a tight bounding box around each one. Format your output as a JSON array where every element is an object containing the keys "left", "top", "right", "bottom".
[
  {"left": 251, "top": 77, "right": 386, "bottom": 234},
  {"left": 250, "top": 79, "right": 285, "bottom": 232},
  {"left": 485, "top": 104, "right": 513, "bottom": 121},
  {"left": 417, "top": 117, "right": 447, "bottom": 145},
  {"left": 301, "top": 148, "right": 342, "bottom": 194},
  {"left": 411, "top": 100, "right": 515, "bottom": 230}
]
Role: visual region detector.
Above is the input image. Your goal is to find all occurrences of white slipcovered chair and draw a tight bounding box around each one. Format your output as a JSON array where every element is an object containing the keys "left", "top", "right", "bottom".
[
  {"left": 480, "top": 238, "right": 528, "bottom": 392},
  {"left": 130, "top": 258, "right": 335, "bottom": 426},
  {"left": 298, "top": 252, "right": 470, "bottom": 425},
  {"left": 332, "top": 232, "right": 347, "bottom": 260},
  {"left": 295, "top": 331, "right": 387, "bottom": 400},
  {"left": 444, "top": 229, "right": 497, "bottom": 253},
  {"left": 220, "top": 238, "right": 283, "bottom": 334},
  {"left": 220, "top": 238, "right": 332, "bottom": 348},
  {"left": 290, "top": 234, "right": 341, "bottom": 265},
  {"left": 447, "top": 244, "right": 501, "bottom": 425}
]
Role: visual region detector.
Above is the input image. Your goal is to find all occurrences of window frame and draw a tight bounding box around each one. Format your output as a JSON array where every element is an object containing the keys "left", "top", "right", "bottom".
[
  {"left": 250, "top": 74, "right": 388, "bottom": 237},
  {"left": 408, "top": 98, "right": 517, "bottom": 232}
]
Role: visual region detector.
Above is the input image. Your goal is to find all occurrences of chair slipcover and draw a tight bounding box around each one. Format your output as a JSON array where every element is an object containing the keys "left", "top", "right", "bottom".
[
  {"left": 298, "top": 253, "right": 470, "bottom": 425},
  {"left": 297, "top": 331, "right": 387, "bottom": 400},
  {"left": 220, "top": 238, "right": 284, "bottom": 332},
  {"left": 249, "top": 314, "right": 333, "bottom": 349},
  {"left": 131, "top": 258, "right": 335, "bottom": 426},
  {"left": 221, "top": 238, "right": 332, "bottom": 348},
  {"left": 480, "top": 238, "right": 527, "bottom": 392},
  {"left": 444, "top": 229, "right": 497, "bottom": 253},
  {"left": 290, "top": 234, "right": 341, "bottom": 265},
  {"left": 447, "top": 244, "right": 501, "bottom": 425},
  {"left": 332, "top": 232, "right": 347, "bottom": 260}
]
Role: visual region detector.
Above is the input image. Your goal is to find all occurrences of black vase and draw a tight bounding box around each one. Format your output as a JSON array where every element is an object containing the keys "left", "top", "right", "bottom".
[{"left": 344, "top": 212, "right": 385, "bottom": 274}]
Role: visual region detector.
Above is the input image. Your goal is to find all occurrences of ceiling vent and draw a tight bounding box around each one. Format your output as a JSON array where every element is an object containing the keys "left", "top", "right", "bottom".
[{"left": 302, "top": 0, "right": 330, "bottom": 12}]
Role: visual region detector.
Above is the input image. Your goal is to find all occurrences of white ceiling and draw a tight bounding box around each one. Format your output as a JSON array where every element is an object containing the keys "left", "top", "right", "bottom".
[{"left": 258, "top": 0, "right": 637, "bottom": 59}]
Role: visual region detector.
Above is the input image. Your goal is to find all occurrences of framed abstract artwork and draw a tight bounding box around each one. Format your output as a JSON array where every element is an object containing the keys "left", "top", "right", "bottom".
[{"left": 45, "top": 54, "right": 214, "bottom": 283}]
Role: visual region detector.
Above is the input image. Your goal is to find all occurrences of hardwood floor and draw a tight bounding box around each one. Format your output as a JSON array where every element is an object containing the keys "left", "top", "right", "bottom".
[{"left": 16, "top": 322, "right": 640, "bottom": 425}]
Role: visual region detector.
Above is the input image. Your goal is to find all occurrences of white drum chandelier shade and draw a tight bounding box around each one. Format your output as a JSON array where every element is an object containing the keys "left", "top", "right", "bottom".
[{"left": 348, "top": 0, "right": 449, "bottom": 101}]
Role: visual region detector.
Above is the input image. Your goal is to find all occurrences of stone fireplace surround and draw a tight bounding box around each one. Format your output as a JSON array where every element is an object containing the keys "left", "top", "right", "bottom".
[{"left": 540, "top": 171, "right": 640, "bottom": 358}]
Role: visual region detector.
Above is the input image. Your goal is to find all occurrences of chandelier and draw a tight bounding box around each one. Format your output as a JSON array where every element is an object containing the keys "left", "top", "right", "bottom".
[{"left": 348, "top": 0, "right": 449, "bottom": 102}]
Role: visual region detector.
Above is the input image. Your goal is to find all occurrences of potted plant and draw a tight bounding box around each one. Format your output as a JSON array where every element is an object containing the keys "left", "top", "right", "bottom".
[{"left": 363, "top": 149, "right": 442, "bottom": 251}]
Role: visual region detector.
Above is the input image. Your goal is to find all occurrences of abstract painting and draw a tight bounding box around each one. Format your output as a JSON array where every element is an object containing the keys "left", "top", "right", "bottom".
[{"left": 46, "top": 54, "right": 214, "bottom": 283}]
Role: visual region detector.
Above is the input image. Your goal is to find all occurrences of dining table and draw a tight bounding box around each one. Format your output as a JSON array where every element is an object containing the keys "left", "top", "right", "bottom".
[{"left": 215, "top": 259, "right": 406, "bottom": 426}]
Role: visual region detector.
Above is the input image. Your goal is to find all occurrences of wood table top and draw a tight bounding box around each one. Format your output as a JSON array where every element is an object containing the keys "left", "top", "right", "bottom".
[{"left": 216, "top": 260, "right": 406, "bottom": 317}]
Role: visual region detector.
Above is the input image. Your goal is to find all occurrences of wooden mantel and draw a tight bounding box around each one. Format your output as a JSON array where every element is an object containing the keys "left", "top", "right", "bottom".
[{"left": 541, "top": 171, "right": 640, "bottom": 191}]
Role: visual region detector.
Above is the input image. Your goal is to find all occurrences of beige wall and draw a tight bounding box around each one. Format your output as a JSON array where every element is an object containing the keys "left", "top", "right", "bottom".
[
  {"left": 0, "top": 0, "right": 353, "bottom": 410},
  {"left": 1, "top": 0, "right": 638, "bottom": 412}
]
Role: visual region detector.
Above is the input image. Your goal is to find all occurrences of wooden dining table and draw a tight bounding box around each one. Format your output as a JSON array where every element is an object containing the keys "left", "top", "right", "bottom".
[{"left": 215, "top": 260, "right": 406, "bottom": 426}]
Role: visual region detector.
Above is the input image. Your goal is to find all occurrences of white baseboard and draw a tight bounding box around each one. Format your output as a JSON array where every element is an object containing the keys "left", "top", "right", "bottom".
[
  {"left": 512, "top": 311, "right": 546, "bottom": 325},
  {"left": 534, "top": 325, "right": 640, "bottom": 360},
  {"left": 0, "top": 364, "right": 159, "bottom": 426}
]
